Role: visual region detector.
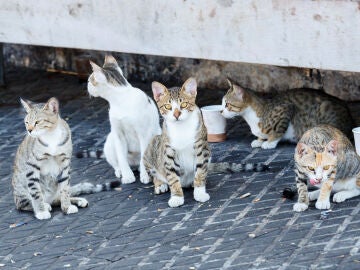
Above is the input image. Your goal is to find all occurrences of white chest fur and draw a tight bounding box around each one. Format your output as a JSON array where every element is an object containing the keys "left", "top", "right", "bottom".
[
  {"left": 38, "top": 124, "right": 67, "bottom": 156},
  {"left": 241, "top": 107, "right": 266, "bottom": 139}
]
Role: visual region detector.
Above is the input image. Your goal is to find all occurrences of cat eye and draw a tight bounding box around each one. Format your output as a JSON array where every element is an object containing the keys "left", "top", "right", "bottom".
[
  {"left": 307, "top": 166, "right": 315, "bottom": 171},
  {"left": 180, "top": 102, "right": 188, "bottom": 109},
  {"left": 164, "top": 104, "right": 172, "bottom": 110},
  {"left": 323, "top": 165, "right": 330, "bottom": 170}
]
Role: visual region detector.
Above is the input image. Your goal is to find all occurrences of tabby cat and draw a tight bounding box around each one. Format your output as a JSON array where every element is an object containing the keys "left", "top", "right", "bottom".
[
  {"left": 293, "top": 125, "right": 360, "bottom": 212},
  {"left": 143, "top": 78, "right": 268, "bottom": 208},
  {"left": 87, "top": 55, "right": 161, "bottom": 184},
  {"left": 221, "top": 80, "right": 353, "bottom": 149},
  {"left": 12, "top": 97, "right": 120, "bottom": 220}
]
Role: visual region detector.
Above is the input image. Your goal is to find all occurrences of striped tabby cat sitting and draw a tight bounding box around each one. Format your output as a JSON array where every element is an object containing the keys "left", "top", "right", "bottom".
[
  {"left": 12, "top": 97, "right": 120, "bottom": 220},
  {"left": 293, "top": 125, "right": 360, "bottom": 212},
  {"left": 221, "top": 80, "right": 352, "bottom": 149},
  {"left": 144, "top": 78, "right": 268, "bottom": 207}
]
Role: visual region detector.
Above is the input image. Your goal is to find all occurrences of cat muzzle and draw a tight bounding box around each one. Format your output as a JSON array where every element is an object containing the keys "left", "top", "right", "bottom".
[{"left": 309, "top": 178, "right": 321, "bottom": 185}]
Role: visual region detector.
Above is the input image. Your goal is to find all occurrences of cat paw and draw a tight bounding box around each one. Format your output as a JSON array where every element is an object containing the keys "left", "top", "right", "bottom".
[
  {"left": 168, "top": 196, "right": 184, "bottom": 208},
  {"left": 35, "top": 211, "right": 51, "bottom": 220},
  {"left": 194, "top": 186, "right": 210, "bottom": 203},
  {"left": 251, "top": 139, "right": 263, "bottom": 148},
  {"left": 66, "top": 205, "right": 79, "bottom": 214},
  {"left": 44, "top": 203, "right": 52, "bottom": 212},
  {"left": 293, "top": 203, "right": 308, "bottom": 212},
  {"left": 333, "top": 192, "right": 348, "bottom": 203},
  {"left": 140, "top": 171, "right": 150, "bottom": 184},
  {"left": 261, "top": 141, "right": 278, "bottom": 149},
  {"left": 76, "top": 198, "right": 89, "bottom": 208},
  {"left": 315, "top": 200, "right": 331, "bottom": 210},
  {"left": 114, "top": 169, "right": 121, "bottom": 178},
  {"left": 121, "top": 172, "right": 136, "bottom": 184},
  {"left": 155, "top": 184, "right": 169, "bottom": 194}
]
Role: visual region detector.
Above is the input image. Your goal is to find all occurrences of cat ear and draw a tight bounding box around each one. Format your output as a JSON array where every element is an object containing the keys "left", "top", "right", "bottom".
[
  {"left": 20, "top": 98, "right": 33, "bottom": 113},
  {"left": 152, "top": 81, "right": 168, "bottom": 102},
  {"left": 226, "top": 78, "right": 233, "bottom": 88},
  {"left": 104, "top": 55, "right": 118, "bottom": 66},
  {"left": 232, "top": 84, "right": 245, "bottom": 100},
  {"left": 43, "top": 97, "right": 59, "bottom": 114},
  {"left": 89, "top": 61, "right": 106, "bottom": 83},
  {"left": 182, "top": 77, "right": 197, "bottom": 96},
  {"left": 296, "top": 143, "right": 310, "bottom": 157},
  {"left": 326, "top": 140, "right": 338, "bottom": 155}
]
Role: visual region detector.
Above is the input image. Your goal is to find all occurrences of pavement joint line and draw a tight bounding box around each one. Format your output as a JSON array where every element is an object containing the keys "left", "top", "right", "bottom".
[
  {"left": 122, "top": 206, "right": 149, "bottom": 227},
  {"left": 194, "top": 238, "right": 224, "bottom": 268}
]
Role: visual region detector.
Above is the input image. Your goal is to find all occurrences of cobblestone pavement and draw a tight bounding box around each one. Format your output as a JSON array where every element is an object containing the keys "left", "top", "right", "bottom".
[{"left": 1, "top": 68, "right": 360, "bottom": 270}]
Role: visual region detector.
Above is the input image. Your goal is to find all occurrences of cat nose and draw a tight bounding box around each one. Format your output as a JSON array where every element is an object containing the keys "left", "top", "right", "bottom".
[
  {"left": 173, "top": 109, "right": 181, "bottom": 120},
  {"left": 27, "top": 126, "right": 34, "bottom": 132},
  {"left": 220, "top": 110, "right": 223, "bottom": 114}
]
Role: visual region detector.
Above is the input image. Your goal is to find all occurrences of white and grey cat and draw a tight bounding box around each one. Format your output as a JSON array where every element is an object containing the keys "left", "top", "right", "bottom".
[
  {"left": 12, "top": 97, "right": 120, "bottom": 220},
  {"left": 86, "top": 55, "right": 161, "bottom": 184}
]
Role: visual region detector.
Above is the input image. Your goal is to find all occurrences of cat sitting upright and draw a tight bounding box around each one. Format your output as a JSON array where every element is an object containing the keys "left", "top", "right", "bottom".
[
  {"left": 12, "top": 97, "right": 120, "bottom": 220},
  {"left": 221, "top": 80, "right": 353, "bottom": 149},
  {"left": 86, "top": 55, "right": 161, "bottom": 184},
  {"left": 293, "top": 125, "right": 360, "bottom": 212}
]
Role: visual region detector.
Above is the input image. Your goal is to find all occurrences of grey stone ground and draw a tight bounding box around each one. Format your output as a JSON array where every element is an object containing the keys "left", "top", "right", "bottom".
[{"left": 0, "top": 68, "right": 360, "bottom": 270}]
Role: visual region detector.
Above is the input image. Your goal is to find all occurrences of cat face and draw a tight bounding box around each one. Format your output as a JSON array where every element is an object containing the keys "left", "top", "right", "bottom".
[
  {"left": 87, "top": 55, "right": 127, "bottom": 97},
  {"left": 295, "top": 140, "right": 338, "bottom": 186},
  {"left": 221, "top": 80, "right": 249, "bottom": 118},
  {"left": 152, "top": 78, "right": 197, "bottom": 123},
  {"left": 20, "top": 97, "right": 59, "bottom": 137}
]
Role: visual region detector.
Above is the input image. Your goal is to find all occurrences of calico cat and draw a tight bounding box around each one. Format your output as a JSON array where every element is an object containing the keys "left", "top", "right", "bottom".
[
  {"left": 143, "top": 78, "right": 269, "bottom": 208},
  {"left": 221, "top": 80, "right": 353, "bottom": 149},
  {"left": 293, "top": 125, "right": 360, "bottom": 212},
  {"left": 12, "top": 97, "right": 120, "bottom": 220},
  {"left": 87, "top": 55, "right": 161, "bottom": 184}
]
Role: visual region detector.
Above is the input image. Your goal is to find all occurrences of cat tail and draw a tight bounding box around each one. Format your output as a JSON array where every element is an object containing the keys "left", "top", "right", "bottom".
[
  {"left": 70, "top": 181, "right": 121, "bottom": 196},
  {"left": 208, "top": 162, "right": 269, "bottom": 174},
  {"left": 76, "top": 150, "right": 104, "bottom": 159}
]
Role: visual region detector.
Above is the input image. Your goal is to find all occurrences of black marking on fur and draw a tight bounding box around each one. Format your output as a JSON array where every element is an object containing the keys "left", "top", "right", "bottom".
[
  {"left": 147, "top": 96, "right": 152, "bottom": 104},
  {"left": 282, "top": 186, "right": 297, "bottom": 200},
  {"left": 61, "top": 157, "right": 70, "bottom": 162},
  {"left": 38, "top": 138, "right": 48, "bottom": 147},
  {"left": 26, "top": 162, "right": 40, "bottom": 170},
  {"left": 167, "top": 167, "right": 180, "bottom": 177},
  {"left": 102, "top": 64, "right": 127, "bottom": 86},
  {"left": 26, "top": 171, "right": 34, "bottom": 177},
  {"left": 29, "top": 177, "right": 40, "bottom": 182},
  {"left": 57, "top": 176, "right": 69, "bottom": 183},
  {"left": 58, "top": 132, "right": 70, "bottom": 146},
  {"left": 28, "top": 182, "right": 34, "bottom": 188},
  {"left": 110, "top": 180, "right": 121, "bottom": 188},
  {"left": 254, "top": 163, "right": 269, "bottom": 172}
]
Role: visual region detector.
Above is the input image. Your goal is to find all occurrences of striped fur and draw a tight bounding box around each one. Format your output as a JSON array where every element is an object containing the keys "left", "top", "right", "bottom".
[
  {"left": 12, "top": 97, "right": 120, "bottom": 220},
  {"left": 143, "top": 78, "right": 210, "bottom": 207},
  {"left": 293, "top": 125, "right": 360, "bottom": 212},
  {"left": 221, "top": 79, "right": 353, "bottom": 149}
]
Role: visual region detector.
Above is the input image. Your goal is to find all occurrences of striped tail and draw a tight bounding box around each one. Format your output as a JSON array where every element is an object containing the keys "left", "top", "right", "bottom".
[
  {"left": 76, "top": 150, "right": 104, "bottom": 159},
  {"left": 70, "top": 181, "right": 121, "bottom": 196},
  {"left": 208, "top": 162, "right": 269, "bottom": 174}
]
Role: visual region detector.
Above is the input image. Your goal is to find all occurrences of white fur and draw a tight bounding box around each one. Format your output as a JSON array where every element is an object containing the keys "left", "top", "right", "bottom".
[
  {"left": 88, "top": 75, "right": 161, "bottom": 184},
  {"left": 194, "top": 186, "right": 210, "bottom": 202},
  {"left": 308, "top": 190, "right": 320, "bottom": 201},
  {"left": 35, "top": 211, "right": 51, "bottom": 220},
  {"left": 293, "top": 202, "right": 308, "bottom": 212},
  {"left": 283, "top": 124, "right": 297, "bottom": 143},
  {"left": 155, "top": 183, "right": 169, "bottom": 194},
  {"left": 66, "top": 205, "right": 78, "bottom": 214},
  {"left": 168, "top": 195, "right": 185, "bottom": 207},
  {"left": 315, "top": 200, "right": 330, "bottom": 210}
]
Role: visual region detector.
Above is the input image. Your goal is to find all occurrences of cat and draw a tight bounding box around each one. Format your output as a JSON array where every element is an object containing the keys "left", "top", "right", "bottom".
[
  {"left": 221, "top": 79, "right": 353, "bottom": 149},
  {"left": 86, "top": 55, "right": 161, "bottom": 184},
  {"left": 143, "top": 78, "right": 269, "bottom": 208},
  {"left": 12, "top": 97, "right": 120, "bottom": 220},
  {"left": 293, "top": 125, "right": 360, "bottom": 212}
]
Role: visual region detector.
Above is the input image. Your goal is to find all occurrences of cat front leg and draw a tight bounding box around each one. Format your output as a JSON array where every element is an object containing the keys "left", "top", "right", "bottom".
[
  {"left": 104, "top": 132, "right": 121, "bottom": 178},
  {"left": 113, "top": 134, "right": 136, "bottom": 184},
  {"left": 315, "top": 178, "right": 335, "bottom": 210},
  {"left": 251, "top": 138, "right": 264, "bottom": 148},
  {"left": 138, "top": 136, "right": 151, "bottom": 184},
  {"left": 164, "top": 145, "right": 184, "bottom": 207},
  {"left": 193, "top": 143, "right": 210, "bottom": 203},
  {"left": 58, "top": 162, "right": 78, "bottom": 215},
  {"left": 293, "top": 171, "right": 309, "bottom": 212}
]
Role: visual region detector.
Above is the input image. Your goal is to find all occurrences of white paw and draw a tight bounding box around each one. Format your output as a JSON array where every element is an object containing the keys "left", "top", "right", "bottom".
[
  {"left": 333, "top": 192, "right": 348, "bottom": 203},
  {"left": 35, "top": 211, "right": 51, "bottom": 220},
  {"left": 76, "top": 198, "right": 89, "bottom": 208},
  {"left": 114, "top": 169, "right": 121, "bottom": 178},
  {"left": 308, "top": 191, "right": 319, "bottom": 201},
  {"left": 168, "top": 196, "right": 184, "bottom": 208},
  {"left": 44, "top": 203, "right": 52, "bottom": 212},
  {"left": 251, "top": 139, "right": 263, "bottom": 148},
  {"left": 261, "top": 140, "right": 278, "bottom": 149},
  {"left": 293, "top": 203, "right": 308, "bottom": 212},
  {"left": 140, "top": 171, "right": 150, "bottom": 184},
  {"left": 66, "top": 205, "right": 79, "bottom": 214},
  {"left": 315, "top": 200, "right": 331, "bottom": 210},
  {"left": 155, "top": 184, "right": 169, "bottom": 194},
  {"left": 121, "top": 172, "right": 136, "bottom": 184},
  {"left": 194, "top": 186, "right": 210, "bottom": 203}
]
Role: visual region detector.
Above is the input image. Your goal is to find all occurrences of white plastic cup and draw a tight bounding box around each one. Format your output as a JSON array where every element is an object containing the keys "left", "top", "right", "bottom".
[
  {"left": 353, "top": 127, "right": 360, "bottom": 156},
  {"left": 201, "top": 105, "right": 227, "bottom": 142}
]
